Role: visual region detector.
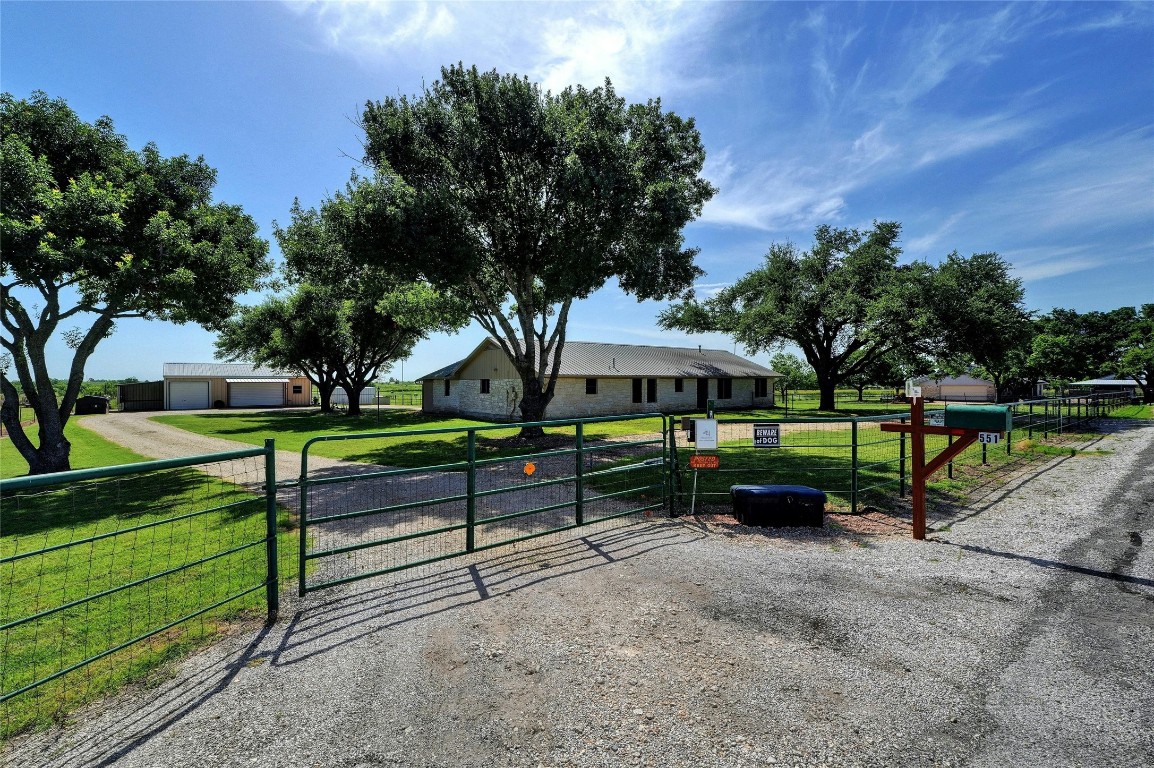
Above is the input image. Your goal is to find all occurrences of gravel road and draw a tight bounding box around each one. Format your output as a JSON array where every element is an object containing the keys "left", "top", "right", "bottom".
[{"left": 4, "top": 417, "right": 1151, "bottom": 768}]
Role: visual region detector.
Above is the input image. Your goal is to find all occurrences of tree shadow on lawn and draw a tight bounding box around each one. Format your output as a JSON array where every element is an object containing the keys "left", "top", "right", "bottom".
[
  {"left": 164, "top": 408, "right": 450, "bottom": 439},
  {"left": 1, "top": 468, "right": 261, "bottom": 541}
]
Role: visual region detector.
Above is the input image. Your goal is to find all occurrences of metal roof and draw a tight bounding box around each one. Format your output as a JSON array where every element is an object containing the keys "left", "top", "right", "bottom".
[
  {"left": 224, "top": 378, "right": 290, "bottom": 384},
  {"left": 1070, "top": 376, "right": 1140, "bottom": 387},
  {"left": 163, "top": 362, "right": 299, "bottom": 378},
  {"left": 419, "top": 339, "right": 780, "bottom": 380}
]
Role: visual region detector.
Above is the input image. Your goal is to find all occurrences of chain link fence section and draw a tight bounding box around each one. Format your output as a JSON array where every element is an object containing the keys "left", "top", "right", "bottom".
[
  {"left": 0, "top": 443, "right": 279, "bottom": 741},
  {"left": 297, "top": 414, "right": 668, "bottom": 594}
]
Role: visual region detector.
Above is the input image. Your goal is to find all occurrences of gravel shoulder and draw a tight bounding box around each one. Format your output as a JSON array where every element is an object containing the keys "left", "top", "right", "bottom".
[{"left": 5, "top": 419, "right": 1152, "bottom": 768}]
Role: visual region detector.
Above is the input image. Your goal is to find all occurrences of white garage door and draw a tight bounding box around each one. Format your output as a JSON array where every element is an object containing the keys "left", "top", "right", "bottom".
[
  {"left": 940, "top": 385, "right": 989, "bottom": 402},
  {"left": 169, "top": 381, "right": 210, "bottom": 410},
  {"left": 229, "top": 382, "right": 285, "bottom": 407}
]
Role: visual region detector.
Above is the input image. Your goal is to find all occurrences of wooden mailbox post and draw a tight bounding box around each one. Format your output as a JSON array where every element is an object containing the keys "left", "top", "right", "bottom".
[{"left": 880, "top": 397, "right": 1011, "bottom": 540}]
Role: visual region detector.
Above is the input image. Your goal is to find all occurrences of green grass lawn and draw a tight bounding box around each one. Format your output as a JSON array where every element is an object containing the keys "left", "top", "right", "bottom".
[
  {"left": 671, "top": 422, "right": 1103, "bottom": 513},
  {"left": 1, "top": 416, "right": 150, "bottom": 480},
  {"left": 1, "top": 423, "right": 297, "bottom": 740},
  {"left": 154, "top": 409, "right": 668, "bottom": 467},
  {"left": 1109, "top": 403, "right": 1153, "bottom": 419}
]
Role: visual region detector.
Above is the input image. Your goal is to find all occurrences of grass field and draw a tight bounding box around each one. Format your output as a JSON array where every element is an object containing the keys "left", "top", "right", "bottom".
[
  {"left": 1109, "top": 403, "right": 1153, "bottom": 419},
  {"left": 153, "top": 409, "right": 668, "bottom": 467},
  {"left": 1, "top": 416, "right": 149, "bottom": 480},
  {"left": 1, "top": 430, "right": 296, "bottom": 739}
]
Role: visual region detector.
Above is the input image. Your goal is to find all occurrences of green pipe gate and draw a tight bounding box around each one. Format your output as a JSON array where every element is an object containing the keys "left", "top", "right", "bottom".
[{"left": 297, "top": 414, "right": 670, "bottom": 595}]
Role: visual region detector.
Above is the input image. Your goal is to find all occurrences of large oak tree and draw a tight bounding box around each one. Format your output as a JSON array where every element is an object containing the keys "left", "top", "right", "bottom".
[
  {"left": 217, "top": 202, "right": 468, "bottom": 416},
  {"left": 1, "top": 92, "right": 270, "bottom": 474},
  {"left": 660, "top": 222, "right": 930, "bottom": 411},
  {"left": 329, "top": 65, "right": 715, "bottom": 434}
]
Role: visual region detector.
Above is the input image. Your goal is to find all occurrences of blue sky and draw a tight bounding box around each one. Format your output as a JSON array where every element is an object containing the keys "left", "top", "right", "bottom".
[{"left": 3, "top": 1, "right": 1152, "bottom": 382}]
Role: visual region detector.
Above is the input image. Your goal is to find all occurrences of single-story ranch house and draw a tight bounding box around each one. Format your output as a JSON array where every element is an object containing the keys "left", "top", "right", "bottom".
[
  {"left": 419, "top": 338, "right": 781, "bottom": 421},
  {"left": 163, "top": 363, "right": 313, "bottom": 410}
]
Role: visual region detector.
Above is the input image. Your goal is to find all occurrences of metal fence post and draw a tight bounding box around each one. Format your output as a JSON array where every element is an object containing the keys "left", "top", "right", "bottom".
[
  {"left": 850, "top": 419, "right": 859, "bottom": 514},
  {"left": 298, "top": 443, "right": 309, "bottom": 597},
  {"left": 1028, "top": 403, "right": 1033, "bottom": 439},
  {"left": 466, "top": 429, "right": 476, "bottom": 551},
  {"left": 264, "top": 439, "right": 279, "bottom": 620},
  {"left": 899, "top": 419, "right": 907, "bottom": 497},
  {"left": 575, "top": 422, "right": 585, "bottom": 526}
]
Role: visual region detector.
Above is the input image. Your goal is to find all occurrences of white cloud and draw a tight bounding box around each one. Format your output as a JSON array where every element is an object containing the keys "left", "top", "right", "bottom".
[
  {"left": 978, "top": 129, "right": 1154, "bottom": 237},
  {"left": 285, "top": 0, "right": 726, "bottom": 99}
]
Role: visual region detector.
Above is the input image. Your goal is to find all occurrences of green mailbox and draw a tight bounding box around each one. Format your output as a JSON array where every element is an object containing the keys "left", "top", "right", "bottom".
[{"left": 943, "top": 404, "right": 1012, "bottom": 432}]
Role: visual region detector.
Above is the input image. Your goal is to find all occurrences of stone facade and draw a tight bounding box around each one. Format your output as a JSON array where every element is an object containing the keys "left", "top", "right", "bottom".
[{"left": 424, "top": 374, "right": 775, "bottom": 421}]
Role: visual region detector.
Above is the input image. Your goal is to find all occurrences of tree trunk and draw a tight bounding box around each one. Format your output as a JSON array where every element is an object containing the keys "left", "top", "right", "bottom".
[
  {"left": 27, "top": 425, "right": 73, "bottom": 475},
  {"left": 817, "top": 376, "right": 837, "bottom": 411},
  {"left": 317, "top": 381, "right": 337, "bottom": 412},
  {"left": 517, "top": 377, "right": 552, "bottom": 438},
  {"left": 856, "top": 384, "right": 865, "bottom": 402}
]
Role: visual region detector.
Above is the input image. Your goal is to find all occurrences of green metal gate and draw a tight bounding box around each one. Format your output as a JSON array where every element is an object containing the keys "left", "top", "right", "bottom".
[{"left": 297, "top": 414, "right": 669, "bottom": 594}]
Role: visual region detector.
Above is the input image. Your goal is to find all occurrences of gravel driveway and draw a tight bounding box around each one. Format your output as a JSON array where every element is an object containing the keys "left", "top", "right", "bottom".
[{"left": 5, "top": 418, "right": 1151, "bottom": 768}]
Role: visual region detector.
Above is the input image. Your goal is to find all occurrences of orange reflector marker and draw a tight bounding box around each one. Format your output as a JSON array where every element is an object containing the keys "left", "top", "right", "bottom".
[{"left": 524, "top": 462, "right": 536, "bottom": 476}]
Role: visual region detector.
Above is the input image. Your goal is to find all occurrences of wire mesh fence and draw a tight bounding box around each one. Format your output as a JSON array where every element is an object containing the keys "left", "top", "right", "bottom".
[
  {"left": 671, "top": 415, "right": 906, "bottom": 513},
  {"left": 0, "top": 443, "right": 280, "bottom": 741},
  {"left": 670, "top": 393, "right": 1130, "bottom": 516},
  {"left": 298, "top": 414, "right": 668, "bottom": 593}
]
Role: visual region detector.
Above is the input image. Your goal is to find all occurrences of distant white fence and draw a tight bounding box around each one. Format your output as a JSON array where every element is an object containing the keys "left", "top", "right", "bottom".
[{"left": 330, "top": 386, "right": 377, "bottom": 405}]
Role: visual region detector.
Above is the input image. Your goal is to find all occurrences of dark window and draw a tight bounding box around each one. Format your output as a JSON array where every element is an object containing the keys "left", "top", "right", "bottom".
[
  {"left": 718, "top": 378, "right": 733, "bottom": 399},
  {"left": 443, "top": 380, "right": 451, "bottom": 397},
  {"left": 480, "top": 379, "right": 491, "bottom": 394},
  {"left": 674, "top": 378, "right": 683, "bottom": 393},
  {"left": 754, "top": 378, "right": 768, "bottom": 398},
  {"left": 586, "top": 378, "right": 598, "bottom": 395},
  {"left": 292, "top": 385, "right": 303, "bottom": 395},
  {"left": 646, "top": 378, "right": 657, "bottom": 403},
  {"left": 631, "top": 378, "right": 643, "bottom": 403}
]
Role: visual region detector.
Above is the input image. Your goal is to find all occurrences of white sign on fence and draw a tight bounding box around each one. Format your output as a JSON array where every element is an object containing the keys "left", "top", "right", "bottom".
[{"left": 695, "top": 419, "right": 718, "bottom": 450}]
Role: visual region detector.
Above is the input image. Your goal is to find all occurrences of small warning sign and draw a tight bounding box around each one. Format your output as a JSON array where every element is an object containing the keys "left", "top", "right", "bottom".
[
  {"left": 688, "top": 454, "right": 720, "bottom": 470},
  {"left": 753, "top": 423, "right": 781, "bottom": 447}
]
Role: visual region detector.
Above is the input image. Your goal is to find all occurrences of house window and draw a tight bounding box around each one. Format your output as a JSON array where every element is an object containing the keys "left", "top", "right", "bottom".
[
  {"left": 631, "top": 378, "right": 643, "bottom": 404},
  {"left": 646, "top": 378, "right": 657, "bottom": 403},
  {"left": 754, "top": 378, "right": 768, "bottom": 398},
  {"left": 718, "top": 378, "right": 733, "bottom": 399},
  {"left": 480, "top": 379, "right": 491, "bottom": 394},
  {"left": 292, "top": 385, "right": 303, "bottom": 395},
  {"left": 586, "top": 378, "right": 598, "bottom": 395},
  {"left": 443, "top": 380, "right": 451, "bottom": 397},
  {"left": 674, "top": 378, "right": 683, "bottom": 393}
]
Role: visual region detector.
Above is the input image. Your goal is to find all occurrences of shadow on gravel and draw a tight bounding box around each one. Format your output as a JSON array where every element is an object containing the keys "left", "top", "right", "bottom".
[
  {"left": 270, "top": 519, "right": 703, "bottom": 668},
  {"left": 10, "top": 622, "right": 277, "bottom": 768},
  {"left": 931, "top": 540, "right": 1154, "bottom": 590}
]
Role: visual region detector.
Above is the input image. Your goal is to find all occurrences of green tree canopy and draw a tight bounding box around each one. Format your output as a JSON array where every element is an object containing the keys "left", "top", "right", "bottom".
[
  {"left": 767, "top": 352, "right": 816, "bottom": 399},
  {"left": 929, "top": 251, "right": 1034, "bottom": 400},
  {"left": 218, "top": 201, "right": 468, "bottom": 416},
  {"left": 1, "top": 92, "right": 270, "bottom": 474},
  {"left": 1117, "top": 305, "right": 1153, "bottom": 403},
  {"left": 328, "top": 64, "right": 715, "bottom": 434},
  {"left": 660, "top": 222, "right": 928, "bottom": 411}
]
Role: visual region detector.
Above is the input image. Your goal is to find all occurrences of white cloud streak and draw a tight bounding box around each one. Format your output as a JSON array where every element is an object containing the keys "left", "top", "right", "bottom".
[{"left": 285, "top": 0, "right": 726, "bottom": 99}]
